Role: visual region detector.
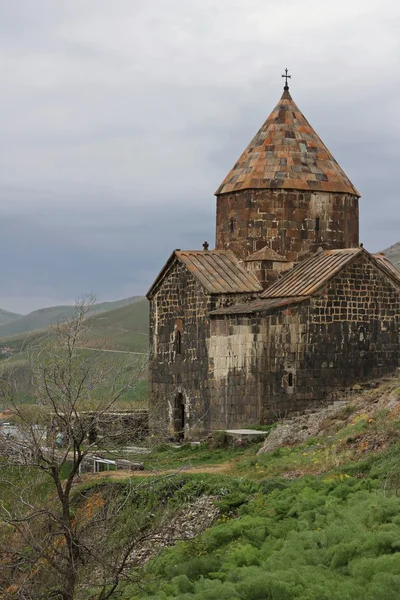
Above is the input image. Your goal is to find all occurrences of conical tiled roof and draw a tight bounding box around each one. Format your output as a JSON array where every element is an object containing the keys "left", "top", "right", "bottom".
[{"left": 216, "top": 89, "right": 359, "bottom": 196}]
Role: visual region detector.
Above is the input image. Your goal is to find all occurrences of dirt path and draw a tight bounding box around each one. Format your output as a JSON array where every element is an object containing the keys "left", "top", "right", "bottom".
[
  {"left": 80, "top": 347, "right": 147, "bottom": 355},
  {"left": 80, "top": 462, "right": 233, "bottom": 482}
]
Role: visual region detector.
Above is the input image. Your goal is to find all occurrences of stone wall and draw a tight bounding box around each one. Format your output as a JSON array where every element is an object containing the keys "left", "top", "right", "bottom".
[
  {"left": 304, "top": 254, "right": 400, "bottom": 389},
  {"left": 208, "top": 316, "right": 262, "bottom": 429},
  {"left": 216, "top": 188, "right": 359, "bottom": 261},
  {"left": 148, "top": 259, "right": 256, "bottom": 439},
  {"left": 149, "top": 260, "right": 210, "bottom": 440},
  {"left": 209, "top": 304, "right": 310, "bottom": 427},
  {"left": 244, "top": 258, "right": 293, "bottom": 290}
]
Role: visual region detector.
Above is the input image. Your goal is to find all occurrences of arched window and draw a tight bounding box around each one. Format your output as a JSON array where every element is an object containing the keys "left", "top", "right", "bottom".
[
  {"left": 315, "top": 217, "right": 320, "bottom": 232},
  {"left": 229, "top": 218, "right": 235, "bottom": 234},
  {"left": 288, "top": 372, "right": 293, "bottom": 387}
]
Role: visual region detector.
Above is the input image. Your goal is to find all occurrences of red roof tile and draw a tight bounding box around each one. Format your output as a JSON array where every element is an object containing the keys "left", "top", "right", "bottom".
[{"left": 216, "top": 89, "right": 360, "bottom": 197}]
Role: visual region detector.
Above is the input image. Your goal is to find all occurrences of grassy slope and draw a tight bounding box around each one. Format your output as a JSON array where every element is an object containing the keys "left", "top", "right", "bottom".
[
  {"left": 0, "top": 296, "right": 144, "bottom": 338},
  {"left": 382, "top": 241, "right": 400, "bottom": 268},
  {"left": 84, "top": 298, "right": 149, "bottom": 352},
  {"left": 109, "top": 373, "right": 400, "bottom": 600}
]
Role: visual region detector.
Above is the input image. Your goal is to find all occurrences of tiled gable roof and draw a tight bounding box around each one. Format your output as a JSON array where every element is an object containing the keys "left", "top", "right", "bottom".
[
  {"left": 261, "top": 248, "right": 361, "bottom": 298},
  {"left": 147, "top": 250, "right": 262, "bottom": 298},
  {"left": 216, "top": 89, "right": 359, "bottom": 197},
  {"left": 176, "top": 250, "right": 262, "bottom": 294}
]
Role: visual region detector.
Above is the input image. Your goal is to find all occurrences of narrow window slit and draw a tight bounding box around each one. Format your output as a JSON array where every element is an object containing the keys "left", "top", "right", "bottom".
[{"left": 176, "top": 330, "right": 181, "bottom": 355}]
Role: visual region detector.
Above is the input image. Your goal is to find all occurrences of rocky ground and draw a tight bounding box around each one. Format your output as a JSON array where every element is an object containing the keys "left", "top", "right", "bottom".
[
  {"left": 258, "top": 370, "right": 400, "bottom": 455},
  {"left": 128, "top": 495, "right": 221, "bottom": 566}
]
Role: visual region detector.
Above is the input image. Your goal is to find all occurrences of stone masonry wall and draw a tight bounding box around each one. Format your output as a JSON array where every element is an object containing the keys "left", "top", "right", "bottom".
[
  {"left": 304, "top": 254, "right": 400, "bottom": 389},
  {"left": 208, "top": 316, "right": 264, "bottom": 429},
  {"left": 216, "top": 188, "right": 359, "bottom": 261},
  {"left": 148, "top": 259, "right": 256, "bottom": 439},
  {"left": 209, "top": 304, "right": 309, "bottom": 427},
  {"left": 149, "top": 261, "right": 210, "bottom": 440}
]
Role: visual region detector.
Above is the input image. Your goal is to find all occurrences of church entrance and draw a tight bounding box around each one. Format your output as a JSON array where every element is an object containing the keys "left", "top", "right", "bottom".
[{"left": 174, "top": 393, "right": 185, "bottom": 441}]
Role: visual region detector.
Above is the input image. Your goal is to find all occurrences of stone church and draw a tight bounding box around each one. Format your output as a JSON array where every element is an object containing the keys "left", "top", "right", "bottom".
[{"left": 147, "top": 76, "right": 400, "bottom": 440}]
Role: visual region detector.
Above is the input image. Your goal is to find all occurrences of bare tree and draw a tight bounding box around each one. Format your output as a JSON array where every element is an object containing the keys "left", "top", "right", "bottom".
[{"left": 0, "top": 296, "right": 159, "bottom": 600}]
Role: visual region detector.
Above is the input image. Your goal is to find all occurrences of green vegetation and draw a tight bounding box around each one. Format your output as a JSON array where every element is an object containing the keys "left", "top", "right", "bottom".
[
  {"left": 123, "top": 473, "right": 400, "bottom": 600},
  {"left": 113, "top": 439, "right": 400, "bottom": 600},
  {"left": 91, "top": 377, "right": 400, "bottom": 600},
  {"left": 139, "top": 442, "right": 254, "bottom": 471},
  {"left": 4, "top": 374, "right": 400, "bottom": 599}
]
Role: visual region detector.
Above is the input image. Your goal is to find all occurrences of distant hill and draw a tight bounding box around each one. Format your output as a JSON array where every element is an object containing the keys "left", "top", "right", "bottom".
[
  {"left": 0, "top": 297, "right": 149, "bottom": 355},
  {"left": 0, "top": 308, "right": 21, "bottom": 325},
  {"left": 0, "top": 296, "right": 144, "bottom": 338},
  {"left": 0, "top": 297, "right": 149, "bottom": 408},
  {"left": 383, "top": 242, "right": 400, "bottom": 269},
  {"left": 84, "top": 298, "right": 149, "bottom": 352}
]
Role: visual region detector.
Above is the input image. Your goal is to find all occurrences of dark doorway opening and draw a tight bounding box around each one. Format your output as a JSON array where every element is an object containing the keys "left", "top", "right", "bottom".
[{"left": 174, "top": 393, "right": 185, "bottom": 441}]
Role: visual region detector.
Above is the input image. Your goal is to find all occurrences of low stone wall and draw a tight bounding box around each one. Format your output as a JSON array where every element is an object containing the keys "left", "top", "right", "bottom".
[{"left": 86, "top": 410, "right": 149, "bottom": 445}]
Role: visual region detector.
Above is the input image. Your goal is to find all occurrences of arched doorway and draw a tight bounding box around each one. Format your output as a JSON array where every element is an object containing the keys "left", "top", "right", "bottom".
[{"left": 174, "top": 393, "right": 185, "bottom": 442}]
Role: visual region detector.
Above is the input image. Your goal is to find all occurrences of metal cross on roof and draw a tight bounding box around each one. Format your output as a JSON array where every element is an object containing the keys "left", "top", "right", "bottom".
[{"left": 281, "top": 68, "right": 291, "bottom": 90}]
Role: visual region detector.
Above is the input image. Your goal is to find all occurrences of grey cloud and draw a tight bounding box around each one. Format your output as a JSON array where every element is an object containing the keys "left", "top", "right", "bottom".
[{"left": 0, "top": 0, "right": 399, "bottom": 312}]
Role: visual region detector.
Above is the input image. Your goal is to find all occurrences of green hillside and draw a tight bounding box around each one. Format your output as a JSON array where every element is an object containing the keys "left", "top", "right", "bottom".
[
  {"left": 84, "top": 298, "right": 149, "bottom": 352},
  {"left": 0, "top": 308, "right": 21, "bottom": 325},
  {"left": 382, "top": 241, "right": 400, "bottom": 268},
  {"left": 0, "top": 297, "right": 149, "bottom": 408},
  {"left": 0, "top": 296, "right": 144, "bottom": 338},
  {"left": 0, "top": 297, "right": 149, "bottom": 355}
]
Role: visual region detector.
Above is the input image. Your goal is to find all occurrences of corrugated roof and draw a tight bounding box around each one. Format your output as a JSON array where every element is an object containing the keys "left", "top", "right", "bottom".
[
  {"left": 245, "top": 246, "right": 288, "bottom": 262},
  {"left": 261, "top": 248, "right": 361, "bottom": 298},
  {"left": 373, "top": 254, "right": 400, "bottom": 285},
  {"left": 210, "top": 296, "right": 306, "bottom": 316},
  {"left": 147, "top": 250, "right": 263, "bottom": 298},
  {"left": 176, "top": 250, "right": 262, "bottom": 294},
  {"left": 216, "top": 88, "right": 360, "bottom": 197}
]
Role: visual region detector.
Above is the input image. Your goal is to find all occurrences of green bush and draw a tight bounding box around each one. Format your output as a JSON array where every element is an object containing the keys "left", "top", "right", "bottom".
[{"left": 123, "top": 472, "right": 400, "bottom": 600}]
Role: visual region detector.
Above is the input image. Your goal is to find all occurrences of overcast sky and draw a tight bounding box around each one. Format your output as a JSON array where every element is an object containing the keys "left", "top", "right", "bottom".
[{"left": 0, "top": 0, "right": 399, "bottom": 313}]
